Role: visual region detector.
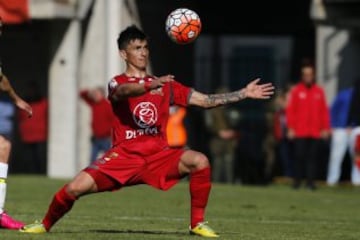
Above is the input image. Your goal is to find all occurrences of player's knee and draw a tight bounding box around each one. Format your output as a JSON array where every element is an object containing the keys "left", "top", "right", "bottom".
[
  {"left": 193, "top": 152, "right": 210, "bottom": 170},
  {"left": 66, "top": 181, "right": 89, "bottom": 197}
]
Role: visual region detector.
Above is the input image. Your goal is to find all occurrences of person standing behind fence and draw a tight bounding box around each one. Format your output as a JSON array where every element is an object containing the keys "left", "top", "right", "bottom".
[
  {"left": 205, "top": 87, "right": 239, "bottom": 184},
  {"left": 80, "top": 87, "right": 114, "bottom": 163},
  {"left": 273, "top": 87, "right": 293, "bottom": 179},
  {"left": 18, "top": 88, "right": 48, "bottom": 174},
  {"left": 286, "top": 61, "right": 330, "bottom": 190},
  {"left": 347, "top": 78, "right": 360, "bottom": 186},
  {"left": 326, "top": 87, "right": 353, "bottom": 186}
]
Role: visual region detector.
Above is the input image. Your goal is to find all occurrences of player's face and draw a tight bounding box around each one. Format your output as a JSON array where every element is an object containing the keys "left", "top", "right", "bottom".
[
  {"left": 121, "top": 39, "right": 149, "bottom": 70},
  {"left": 301, "top": 66, "right": 315, "bottom": 85}
]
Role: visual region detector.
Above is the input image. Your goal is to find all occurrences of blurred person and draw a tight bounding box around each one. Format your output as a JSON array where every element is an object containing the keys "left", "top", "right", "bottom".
[
  {"left": 263, "top": 97, "right": 278, "bottom": 184},
  {"left": 0, "top": 74, "right": 32, "bottom": 229},
  {"left": 326, "top": 87, "right": 353, "bottom": 186},
  {"left": 21, "top": 25, "right": 274, "bottom": 237},
  {"left": 347, "top": 78, "right": 360, "bottom": 185},
  {"left": 205, "top": 86, "right": 239, "bottom": 184},
  {"left": 286, "top": 61, "right": 330, "bottom": 190},
  {"left": 273, "top": 87, "right": 293, "bottom": 179},
  {"left": 166, "top": 105, "right": 187, "bottom": 148},
  {"left": 18, "top": 83, "right": 48, "bottom": 174},
  {"left": 80, "top": 87, "right": 114, "bottom": 162}
]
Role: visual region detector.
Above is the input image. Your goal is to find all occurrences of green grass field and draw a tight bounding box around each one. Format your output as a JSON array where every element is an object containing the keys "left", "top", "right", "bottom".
[{"left": 1, "top": 175, "right": 360, "bottom": 240}]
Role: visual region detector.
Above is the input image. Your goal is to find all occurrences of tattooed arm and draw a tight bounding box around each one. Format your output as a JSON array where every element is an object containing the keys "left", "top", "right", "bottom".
[{"left": 189, "top": 78, "right": 275, "bottom": 108}]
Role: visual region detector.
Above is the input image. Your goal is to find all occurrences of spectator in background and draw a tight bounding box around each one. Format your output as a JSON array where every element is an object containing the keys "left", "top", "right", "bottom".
[
  {"left": 80, "top": 86, "right": 114, "bottom": 163},
  {"left": 286, "top": 61, "right": 330, "bottom": 190},
  {"left": 18, "top": 86, "right": 48, "bottom": 174},
  {"left": 0, "top": 96, "right": 15, "bottom": 141},
  {"left": 326, "top": 87, "right": 353, "bottom": 186},
  {"left": 347, "top": 78, "right": 360, "bottom": 185},
  {"left": 166, "top": 105, "right": 187, "bottom": 148},
  {"left": 273, "top": 86, "right": 293, "bottom": 179},
  {"left": 205, "top": 86, "right": 239, "bottom": 184},
  {"left": 263, "top": 97, "right": 277, "bottom": 183}
]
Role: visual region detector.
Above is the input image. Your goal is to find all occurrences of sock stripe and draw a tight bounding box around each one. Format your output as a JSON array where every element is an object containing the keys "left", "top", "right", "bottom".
[{"left": 0, "top": 178, "right": 5, "bottom": 183}]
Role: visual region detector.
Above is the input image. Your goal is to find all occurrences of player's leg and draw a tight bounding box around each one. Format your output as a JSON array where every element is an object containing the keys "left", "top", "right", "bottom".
[
  {"left": 305, "top": 139, "right": 319, "bottom": 190},
  {"left": 292, "top": 138, "right": 307, "bottom": 189},
  {"left": 178, "top": 150, "right": 218, "bottom": 238},
  {"left": 326, "top": 129, "right": 348, "bottom": 185},
  {"left": 0, "top": 135, "right": 25, "bottom": 230},
  {"left": 21, "top": 168, "right": 120, "bottom": 233},
  {"left": 42, "top": 171, "right": 100, "bottom": 231}
]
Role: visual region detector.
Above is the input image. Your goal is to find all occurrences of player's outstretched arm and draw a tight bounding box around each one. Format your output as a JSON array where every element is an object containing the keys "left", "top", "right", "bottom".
[
  {"left": 110, "top": 74, "right": 174, "bottom": 101},
  {"left": 189, "top": 78, "right": 275, "bottom": 108},
  {"left": 0, "top": 75, "right": 33, "bottom": 117}
]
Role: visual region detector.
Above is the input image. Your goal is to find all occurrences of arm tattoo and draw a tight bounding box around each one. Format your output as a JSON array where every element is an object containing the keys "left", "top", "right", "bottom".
[{"left": 205, "top": 89, "right": 246, "bottom": 108}]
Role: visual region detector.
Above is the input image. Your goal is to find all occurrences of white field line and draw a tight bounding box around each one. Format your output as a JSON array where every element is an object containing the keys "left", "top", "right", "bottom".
[{"left": 61, "top": 215, "right": 349, "bottom": 226}]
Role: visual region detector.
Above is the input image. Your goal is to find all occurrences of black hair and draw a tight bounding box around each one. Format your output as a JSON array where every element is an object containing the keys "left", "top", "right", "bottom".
[
  {"left": 300, "top": 58, "right": 315, "bottom": 71},
  {"left": 117, "top": 25, "right": 147, "bottom": 50}
]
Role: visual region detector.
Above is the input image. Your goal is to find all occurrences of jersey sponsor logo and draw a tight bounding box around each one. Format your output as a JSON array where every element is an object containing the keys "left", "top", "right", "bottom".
[
  {"left": 125, "top": 127, "right": 159, "bottom": 139},
  {"left": 132, "top": 102, "right": 158, "bottom": 128}
]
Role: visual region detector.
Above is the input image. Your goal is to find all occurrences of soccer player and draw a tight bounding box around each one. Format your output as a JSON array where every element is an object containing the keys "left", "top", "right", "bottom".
[
  {"left": 0, "top": 74, "right": 32, "bottom": 229},
  {"left": 21, "top": 25, "right": 274, "bottom": 237}
]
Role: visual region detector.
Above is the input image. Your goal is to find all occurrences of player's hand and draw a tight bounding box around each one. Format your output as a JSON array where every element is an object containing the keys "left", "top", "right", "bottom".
[
  {"left": 218, "top": 129, "right": 236, "bottom": 140},
  {"left": 287, "top": 128, "right": 295, "bottom": 140},
  {"left": 15, "top": 98, "right": 33, "bottom": 118},
  {"left": 151, "top": 74, "right": 174, "bottom": 89},
  {"left": 244, "top": 78, "right": 275, "bottom": 99},
  {"left": 320, "top": 130, "right": 330, "bottom": 140},
  {"left": 346, "top": 127, "right": 353, "bottom": 134}
]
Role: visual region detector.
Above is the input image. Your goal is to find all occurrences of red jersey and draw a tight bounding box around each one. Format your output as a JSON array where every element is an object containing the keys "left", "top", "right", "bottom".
[
  {"left": 80, "top": 91, "right": 114, "bottom": 138},
  {"left": 108, "top": 74, "right": 192, "bottom": 156},
  {"left": 286, "top": 82, "right": 330, "bottom": 138},
  {"left": 18, "top": 98, "right": 48, "bottom": 143}
]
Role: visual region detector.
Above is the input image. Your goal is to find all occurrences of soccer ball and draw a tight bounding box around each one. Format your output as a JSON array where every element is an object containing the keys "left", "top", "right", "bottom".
[{"left": 165, "top": 8, "right": 201, "bottom": 44}]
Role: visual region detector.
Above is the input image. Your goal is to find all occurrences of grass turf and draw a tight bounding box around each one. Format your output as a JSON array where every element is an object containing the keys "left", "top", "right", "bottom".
[{"left": 1, "top": 175, "right": 360, "bottom": 240}]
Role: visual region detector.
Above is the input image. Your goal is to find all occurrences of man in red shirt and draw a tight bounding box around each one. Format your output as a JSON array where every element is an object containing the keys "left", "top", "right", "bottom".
[
  {"left": 0, "top": 74, "right": 32, "bottom": 229},
  {"left": 18, "top": 95, "right": 48, "bottom": 174},
  {"left": 80, "top": 87, "right": 114, "bottom": 162},
  {"left": 286, "top": 62, "right": 330, "bottom": 190},
  {"left": 21, "top": 25, "right": 274, "bottom": 237}
]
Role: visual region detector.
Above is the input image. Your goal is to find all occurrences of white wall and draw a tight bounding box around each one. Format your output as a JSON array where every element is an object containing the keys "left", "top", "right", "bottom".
[
  {"left": 48, "top": 0, "right": 141, "bottom": 178},
  {"left": 316, "top": 25, "right": 360, "bottom": 104}
]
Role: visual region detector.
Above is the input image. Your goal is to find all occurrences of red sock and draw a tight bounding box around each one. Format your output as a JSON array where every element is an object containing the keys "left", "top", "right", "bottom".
[
  {"left": 42, "top": 185, "right": 77, "bottom": 231},
  {"left": 190, "top": 167, "right": 211, "bottom": 228}
]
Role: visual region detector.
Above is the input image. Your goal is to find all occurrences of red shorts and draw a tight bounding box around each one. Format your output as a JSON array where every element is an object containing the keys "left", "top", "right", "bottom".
[{"left": 84, "top": 146, "right": 185, "bottom": 192}]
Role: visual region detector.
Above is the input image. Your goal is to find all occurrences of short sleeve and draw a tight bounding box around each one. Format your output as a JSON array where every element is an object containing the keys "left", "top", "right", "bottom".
[{"left": 170, "top": 81, "right": 192, "bottom": 107}]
